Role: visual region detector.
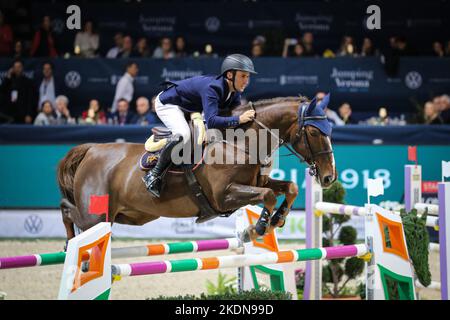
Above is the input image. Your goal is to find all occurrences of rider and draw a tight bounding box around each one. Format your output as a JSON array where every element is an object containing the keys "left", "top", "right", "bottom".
[{"left": 142, "top": 53, "right": 257, "bottom": 197}]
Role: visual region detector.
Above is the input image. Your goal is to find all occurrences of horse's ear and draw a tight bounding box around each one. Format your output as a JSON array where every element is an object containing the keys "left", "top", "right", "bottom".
[
  {"left": 317, "top": 93, "right": 331, "bottom": 110},
  {"left": 305, "top": 96, "right": 317, "bottom": 115}
]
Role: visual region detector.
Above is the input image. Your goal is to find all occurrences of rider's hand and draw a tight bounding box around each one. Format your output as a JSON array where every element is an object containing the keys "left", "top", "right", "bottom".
[
  {"left": 191, "top": 112, "right": 206, "bottom": 145},
  {"left": 239, "top": 110, "right": 255, "bottom": 124}
]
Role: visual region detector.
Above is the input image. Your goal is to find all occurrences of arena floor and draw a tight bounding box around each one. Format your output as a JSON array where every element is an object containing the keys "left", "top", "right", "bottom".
[{"left": 0, "top": 239, "right": 441, "bottom": 300}]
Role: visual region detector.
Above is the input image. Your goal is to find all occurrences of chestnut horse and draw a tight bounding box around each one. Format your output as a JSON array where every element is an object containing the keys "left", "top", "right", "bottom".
[{"left": 57, "top": 96, "right": 336, "bottom": 242}]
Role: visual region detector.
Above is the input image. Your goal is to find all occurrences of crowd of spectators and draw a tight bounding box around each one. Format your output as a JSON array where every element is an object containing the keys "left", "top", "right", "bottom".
[
  {"left": 1, "top": 12, "right": 450, "bottom": 127},
  {"left": 0, "top": 58, "right": 163, "bottom": 126},
  {"left": 1, "top": 13, "right": 450, "bottom": 61}
]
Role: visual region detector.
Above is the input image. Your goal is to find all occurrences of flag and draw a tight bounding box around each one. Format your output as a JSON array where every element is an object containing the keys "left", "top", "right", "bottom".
[
  {"left": 367, "top": 178, "right": 384, "bottom": 197},
  {"left": 408, "top": 146, "right": 417, "bottom": 163},
  {"left": 88, "top": 194, "right": 109, "bottom": 222},
  {"left": 443, "top": 161, "right": 450, "bottom": 179}
]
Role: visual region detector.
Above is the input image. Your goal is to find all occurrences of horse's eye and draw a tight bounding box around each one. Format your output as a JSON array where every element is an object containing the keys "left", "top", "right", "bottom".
[{"left": 309, "top": 130, "right": 319, "bottom": 137}]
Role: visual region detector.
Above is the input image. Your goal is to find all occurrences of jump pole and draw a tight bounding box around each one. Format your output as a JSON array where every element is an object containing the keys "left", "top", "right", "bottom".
[{"left": 0, "top": 238, "right": 241, "bottom": 270}]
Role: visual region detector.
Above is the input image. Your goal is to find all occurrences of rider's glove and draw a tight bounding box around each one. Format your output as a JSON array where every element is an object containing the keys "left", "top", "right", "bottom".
[{"left": 190, "top": 112, "right": 206, "bottom": 145}]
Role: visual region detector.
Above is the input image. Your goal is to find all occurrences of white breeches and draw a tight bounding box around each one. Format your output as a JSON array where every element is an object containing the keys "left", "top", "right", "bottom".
[{"left": 155, "top": 92, "right": 191, "bottom": 142}]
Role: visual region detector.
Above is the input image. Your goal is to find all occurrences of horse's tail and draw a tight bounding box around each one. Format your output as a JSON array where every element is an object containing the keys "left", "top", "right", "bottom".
[{"left": 57, "top": 143, "right": 95, "bottom": 205}]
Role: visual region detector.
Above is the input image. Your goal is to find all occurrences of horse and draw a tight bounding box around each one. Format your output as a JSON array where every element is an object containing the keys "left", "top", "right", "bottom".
[{"left": 57, "top": 95, "right": 336, "bottom": 243}]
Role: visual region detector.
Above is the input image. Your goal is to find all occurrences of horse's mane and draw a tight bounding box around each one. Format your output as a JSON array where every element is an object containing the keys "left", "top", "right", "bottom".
[{"left": 235, "top": 96, "right": 309, "bottom": 112}]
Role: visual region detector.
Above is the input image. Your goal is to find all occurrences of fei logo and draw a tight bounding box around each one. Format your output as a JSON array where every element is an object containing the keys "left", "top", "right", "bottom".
[
  {"left": 66, "top": 5, "right": 81, "bottom": 30},
  {"left": 365, "top": 5, "right": 381, "bottom": 30}
]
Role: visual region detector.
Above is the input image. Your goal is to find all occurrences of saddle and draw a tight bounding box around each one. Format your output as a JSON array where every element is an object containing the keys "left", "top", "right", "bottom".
[
  {"left": 139, "top": 124, "right": 201, "bottom": 171},
  {"left": 139, "top": 124, "right": 233, "bottom": 223},
  {"left": 139, "top": 126, "right": 174, "bottom": 170}
]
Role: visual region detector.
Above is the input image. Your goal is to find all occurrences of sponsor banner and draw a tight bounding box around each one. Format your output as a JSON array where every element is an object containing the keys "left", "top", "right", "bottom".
[
  {"left": 1, "top": 57, "right": 450, "bottom": 117},
  {"left": 0, "top": 210, "right": 365, "bottom": 239}
]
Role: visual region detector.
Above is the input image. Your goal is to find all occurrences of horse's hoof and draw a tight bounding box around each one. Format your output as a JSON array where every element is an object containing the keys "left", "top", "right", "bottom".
[
  {"left": 255, "top": 223, "right": 267, "bottom": 236},
  {"left": 270, "top": 214, "right": 286, "bottom": 228}
]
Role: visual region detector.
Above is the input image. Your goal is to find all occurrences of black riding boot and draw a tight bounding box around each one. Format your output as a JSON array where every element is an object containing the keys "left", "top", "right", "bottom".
[{"left": 142, "top": 135, "right": 183, "bottom": 197}]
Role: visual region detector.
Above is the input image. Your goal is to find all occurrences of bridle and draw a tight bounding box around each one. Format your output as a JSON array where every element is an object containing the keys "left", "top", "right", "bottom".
[{"left": 249, "top": 101, "right": 334, "bottom": 178}]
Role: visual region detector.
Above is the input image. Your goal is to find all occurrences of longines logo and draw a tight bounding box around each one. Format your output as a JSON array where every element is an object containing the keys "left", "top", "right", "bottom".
[
  {"left": 24, "top": 215, "right": 43, "bottom": 234},
  {"left": 65, "top": 71, "right": 82, "bottom": 89}
]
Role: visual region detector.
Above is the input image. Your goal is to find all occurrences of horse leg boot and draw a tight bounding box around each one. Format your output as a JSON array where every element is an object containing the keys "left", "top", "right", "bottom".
[
  {"left": 142, "top": 135, "right": 183, "bottom": 198},
  {"left": 262, "top": 178, "right": 298, "bottom": 232},
  {"left": 255, "top": 207, "right": 271, "bottom": 236},
  {"left": 220, "top": 183, "right": 277, "bottom": 242}
]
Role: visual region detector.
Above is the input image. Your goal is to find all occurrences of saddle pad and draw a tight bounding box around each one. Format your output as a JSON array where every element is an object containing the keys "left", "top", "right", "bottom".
[{"left": 139, "top": 151, "right": 159, "bottom": 171}]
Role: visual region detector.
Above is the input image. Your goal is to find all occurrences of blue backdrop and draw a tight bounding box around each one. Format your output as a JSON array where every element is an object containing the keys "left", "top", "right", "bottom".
[{"left": 1, "top": 57, "right": 450, "bottom": 119}]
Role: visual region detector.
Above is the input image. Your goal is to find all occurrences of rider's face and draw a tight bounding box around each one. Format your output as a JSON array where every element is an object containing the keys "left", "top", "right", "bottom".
[{"left": 233, "top": 71, "right": 250, "bottom": 92}]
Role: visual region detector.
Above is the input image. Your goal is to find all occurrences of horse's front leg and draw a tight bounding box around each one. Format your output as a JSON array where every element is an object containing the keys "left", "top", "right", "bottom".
[
  {"left": 263, "top": 178, "right": 299, "bottom": 232},
  {"left": 221, "top": 183, "right": 277, "bottom": 242}
]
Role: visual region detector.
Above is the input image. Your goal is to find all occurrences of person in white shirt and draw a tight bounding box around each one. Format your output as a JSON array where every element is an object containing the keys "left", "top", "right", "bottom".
[
  {"left": 54, "top": 95, "right": 76, "bottom": 124},
  {"left": 111, "top": 62, "right": 139, "bottom": 113},
  {"left": 38, "top": 62, "right": 56, "bottom": 109},
  {"left": 74, "top": 20, "right": 99, "bottom": 58},
  {"left": 106, "top": 32, "right": 123, "bottom": 58}
]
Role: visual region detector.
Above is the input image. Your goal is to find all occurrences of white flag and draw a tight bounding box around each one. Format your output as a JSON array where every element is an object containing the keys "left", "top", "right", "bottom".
[
  {"left": 367, "top": 178, "right": 384, "bottom": 197},
  {"left": 442, "top": 161, "right": 450, "bottom": 179}
]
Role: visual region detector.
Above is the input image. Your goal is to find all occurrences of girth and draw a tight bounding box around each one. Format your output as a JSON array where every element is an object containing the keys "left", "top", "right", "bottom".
[{"left": 182, "top": 166, "right": 234, "bottom": 223}]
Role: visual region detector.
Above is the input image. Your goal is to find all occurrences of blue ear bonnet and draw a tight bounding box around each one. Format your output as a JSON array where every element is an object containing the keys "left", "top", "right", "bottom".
[{"left": 298, "top": 93, "right": 332, "bottom": 137}]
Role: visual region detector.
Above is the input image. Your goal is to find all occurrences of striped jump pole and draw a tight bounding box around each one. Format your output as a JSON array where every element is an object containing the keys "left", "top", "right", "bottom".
[
  {"left": 0, "top": 238, "right": 241, "bottom": 270},
  {"left": 414, "top": 203, "right": 439, "bottom": 215},
  {"left": 315, "top": 201, "right": 439, "bottom": 228},
  {"left": 111, "top": 244, "right": 369, "bottom": 277}
]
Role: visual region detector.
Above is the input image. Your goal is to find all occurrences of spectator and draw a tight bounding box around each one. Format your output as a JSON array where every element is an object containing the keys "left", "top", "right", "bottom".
[
  {"left": 34, "top": 100, "right": 55, "bottom": 125},
  {"left": 0, "top": 10, "right": 14, "bottom": 56},
  {"left": 106, "top": 32, "right": 123, "bottom": 58},
  {"left": 445, "top": 41, "right": 450, "bottom": 57},
  {"left": 423, "top": 101, "right": 443, "bottom": 125},
  {"left": 132, "top": 37, "right": 150, "bottom": 57},
  {"left": 80, "top": 99, "right": 107, "bottom": 125},
  {"left": 395, "top": 36, "right": 414, "bottom": 56},
  {"left": 153, "top": 37, "right": 175, "bottom": 59},
  {"left": 202, "top": 43, "right": 218, "bottom": 58},
  {"left": 30, "top": 15, "right": 58, "bottom": 57},
  {"left": 366, "top": 107, "right": 392, "bottom": 126},
  {"left": 281, "top": 39, "right": 306, "bottom": 58},
  {"left": 322, "top": 48, "right": 336, "bottom": 58},
  {"left": 434, "top": 94, "right": 450, "bottom": 124},
  {"left": 37, "top": 62, "right": 57, "bottom": 109},
  {"left": 252, "top": 43, "right": 264, "bottom": 57},
  {"left": 109, "top": 98, "right": 135, "bottom": 125},
  {"left": 117, "top": 35, "right": 133, "bottom": 58},
  {"left": 337, "top": 35, "right": 356, "bottom": 57},
  {"left": 54, "top": 95, "right": 76, "bottom": 125},
  {"left": 383, "top": 36, "right": 400, "bottom": 77},
  {"left": 252, "top": 35, "right": 266, "bottom": 47},
  {"left": 301, "top": 32, "right": 315, "bottom": 56},
  {"left": 111, "top": 61, "right": 138, "bottom": 113},
  {"left": 12, "top": 40, "right": 27, "bottom": 59},
  {"left": 0, "top": 60, "right": 34, "bottom": 124},
  {"left": 432, "top": 41, "right": 444, "bottom": 57},
  {"left": 338, "top": 103, "right": 357, "bottom": 124},
  {"left": 132, "top": 96, "right": 162, "bottom": 125},
  {"left": 316, "top": 92, "right": 344, "bottom": 126},
  {"left": 74, "top": 20, "right": 99, "bottom": 58},
  {"left": 175, "top": 36, "right": 188, "bottom": 57},
  {"left": 360, "top": 37, "right": 378, "bottom": 56}
]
